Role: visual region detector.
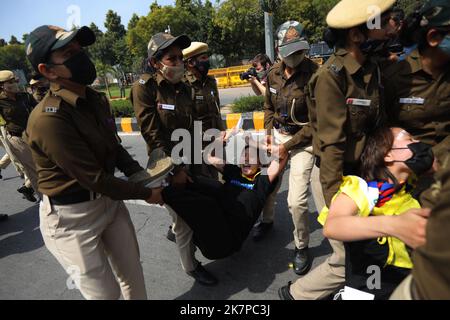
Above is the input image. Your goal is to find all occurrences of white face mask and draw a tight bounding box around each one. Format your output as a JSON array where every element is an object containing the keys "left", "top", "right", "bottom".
[
  {"left": 283, "top": 51, "right": 306, "bottom": 68},
  {"left": 160, "top": 62, "right": 185, "bottom": 84},
  {"left": 3, "top": 82, "right": 19, "bottom": 93}
]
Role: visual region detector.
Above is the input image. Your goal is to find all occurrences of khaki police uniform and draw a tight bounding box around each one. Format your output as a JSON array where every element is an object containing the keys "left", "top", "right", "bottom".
[
  {"left": 0, "top": 91, "right": 38, "bottom": 190},
  {"left": 385, "top": 48, "right": 450, "bottom": 163},
  {"left": 184, "top": 71, "right": 224, "bottom": 179},
  {"left": 384, "top": 49, "right": 450, "bottom": 202},
  {"left": 131, "top": 72, "right": 200, "bottom": 273},
  {"left": 26, "top": 83, "right": 150, "bottom": 300},
  {"left": 131, "top": 72, "right": 194, "bottom": 157},
  {"left": 290, "top": 49, "right": 385, "bottom": 300},
  {"left": 263, "top": 59, "right": 318, "bottom": 250},
  {"left": 0, "top": 114, "right": 24, "bottom": 175}
]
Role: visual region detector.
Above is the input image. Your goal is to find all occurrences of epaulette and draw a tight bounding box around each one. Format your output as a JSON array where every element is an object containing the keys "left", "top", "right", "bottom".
[
  {"left": 42, "top": 95, "right": 62, "bottom": 114},
  {"left": 138, "top": 73, "right": 153, "bottom": 85}
]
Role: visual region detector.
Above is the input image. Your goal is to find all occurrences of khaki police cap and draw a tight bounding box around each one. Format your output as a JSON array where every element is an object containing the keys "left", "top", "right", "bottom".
[
  {"left": 183, "top": 42, "right": 209, "bottom": 60},
  {"left": 327, "top": 0, "right": 396, "bottom": 29},
  {"left": 0, "top": 70, "right": 15, "bottom": 83}
]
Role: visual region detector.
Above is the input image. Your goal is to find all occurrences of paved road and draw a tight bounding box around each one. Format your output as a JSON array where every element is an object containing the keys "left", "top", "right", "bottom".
[
  {"left": 219, "top": 86, "right": 255, "bottom": 106},
  {"left": 0, "top": 135, "right": 331, "bottom": 300}
]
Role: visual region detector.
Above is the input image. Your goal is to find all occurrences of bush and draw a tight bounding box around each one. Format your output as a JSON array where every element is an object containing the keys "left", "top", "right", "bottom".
[
  {"left": 232, "top": 95, "right": 265, "bottom": 113},
  {"left": 110, "top": 99, "right": 134, "bottom": 117}
]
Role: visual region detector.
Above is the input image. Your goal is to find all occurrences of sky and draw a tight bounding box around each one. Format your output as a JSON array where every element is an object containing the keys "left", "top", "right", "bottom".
[{"left": 0, "top": 0, "right": 175, "bottom": 42}]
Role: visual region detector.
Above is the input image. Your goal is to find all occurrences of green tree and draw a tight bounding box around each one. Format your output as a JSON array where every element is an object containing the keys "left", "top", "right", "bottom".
[
  {"left": 128, "top": 13, "right": 140, "bottom": 30},
  {"left": 0, "top": 44, "right": 30, "bottom": 73},
  {"left": 214, "top": 0, "right": 265, "bottom": 64},
  {"left": 89, "top": 23, "right": 103, "bottom": 39},
  {"left": 9, "top": 36, "right": 21, "bottom": 45},
  {"left": 0, "top": 39, "right": 6, "bottom": 47},
  {"left": 95, "top": 61, "right": 115, "bottom": 98},
  {"left": 22, "top": 34, "right": 29, "bottom": 43},
  {"left": 105, "top": 10, "right": 126, "bottom": 38}
]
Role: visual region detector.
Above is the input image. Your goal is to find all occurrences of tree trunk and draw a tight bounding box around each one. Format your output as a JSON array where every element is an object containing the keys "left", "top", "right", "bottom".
[{"left": 104, "top": 76, "right": 112, "bottom": 99}]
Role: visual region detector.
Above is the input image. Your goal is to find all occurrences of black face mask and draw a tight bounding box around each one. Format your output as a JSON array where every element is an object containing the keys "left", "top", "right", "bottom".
[
  {"left": 360, "top": 38, "right": 389, "bottom": 55},
  {"left": 54, "top": 51, "right": 97, "bottom": 85},
  {"left": 194, "top": 60, "right": 211, "bottom": 78},
  {"left": 393, "top": 142, "right": 434, "bottom": 176}
]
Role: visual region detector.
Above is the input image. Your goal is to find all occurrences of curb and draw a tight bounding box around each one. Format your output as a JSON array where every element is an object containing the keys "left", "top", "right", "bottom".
[{"left": 115, "top": 112, "right": 265, "bottom": 133}]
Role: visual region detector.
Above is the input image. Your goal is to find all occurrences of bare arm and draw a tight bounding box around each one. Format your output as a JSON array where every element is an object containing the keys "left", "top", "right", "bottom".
[{"left": 323, "top": 193, "right": 430, "bottom": 249}]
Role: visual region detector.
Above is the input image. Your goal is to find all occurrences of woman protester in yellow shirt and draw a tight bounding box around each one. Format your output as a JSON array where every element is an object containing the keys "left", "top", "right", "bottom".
[{"left": 322, "top": 127, "right": 433, "bottom": 299}]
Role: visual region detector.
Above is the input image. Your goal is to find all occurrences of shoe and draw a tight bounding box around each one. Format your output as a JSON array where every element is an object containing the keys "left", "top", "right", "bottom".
[
  {"left": 166, "top": 225, "right": 176, "bottom": 243},
  {"left": 252, "top": 221, "right": 273, "bottom": 241},
  {"left": 128, "top": 148, "right": 174, "bottom": 187},
  {"left": 17, "top": 185, "right": 37, "bottom": 202},
  {"left": 293, "top": 247, "right": 312, "bottom": 275},
  {"left": 278, "top": 282, "right": 295, "bottom": 300},
  {"left": 0, "top": 214, "right": 8, "bottom": 222},
  {"left": 187, "top": 263, "right": 218, "bottom": 286}
]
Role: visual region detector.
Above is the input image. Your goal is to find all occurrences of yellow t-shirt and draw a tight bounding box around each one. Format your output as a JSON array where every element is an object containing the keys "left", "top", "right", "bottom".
[{"left": 318, "top": 175, "right": 420, "bottom": 269}]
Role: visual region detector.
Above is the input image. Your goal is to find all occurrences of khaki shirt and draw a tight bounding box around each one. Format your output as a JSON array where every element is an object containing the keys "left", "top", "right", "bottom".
[
  {"left": 413, "top": 153, "right": 450, "bottom": 299},
  {"left": 131, "top": 72, "right": 194, "bottom": 156},
  {"left": 184, "top": 71, "right": 224, "bottom": 132},
  {"left": 385, "top": 49, "right": 450, "bottom": 163},
  {"left": 25, "top": 83, "right": 151, "bottom": 200},
  {"left": 264, "top": 59, "right": 319, "bottom": 151},
  {"left": 307, "top": 48, "right": 384, "bottom": 206},
  {"left": 0, "top": 92, "right": 36, "bottom": 136}
]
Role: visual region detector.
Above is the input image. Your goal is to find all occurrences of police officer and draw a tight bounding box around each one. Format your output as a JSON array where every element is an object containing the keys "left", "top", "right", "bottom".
[
  {"left": 384, "top": 0, "right": 450, "bottom": 204},
  {"left": 279, "top": 0, "right": 396, "bottom": 300},
  {"left": 29, "top": 73, "right": 50, "bottom": 103},
  {"left": 258, "top": 21, "right": 319, "bottom": 276},
  {"left": 0, "top": 70, "right": 38, "bottom": 202},
  {"left": 131, "top": 32, "right": 218, "bottom": 286},
  {"left": 25, "top": 25, "right": 164, "bottom": 300},
  {"left": 182, "top": 41, "right": 225, "bottom": 179}
]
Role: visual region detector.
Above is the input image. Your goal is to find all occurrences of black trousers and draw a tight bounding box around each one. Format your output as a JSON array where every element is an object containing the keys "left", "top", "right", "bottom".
[{"left": 162, "top": 176, "right": 243, "bottom": 260}]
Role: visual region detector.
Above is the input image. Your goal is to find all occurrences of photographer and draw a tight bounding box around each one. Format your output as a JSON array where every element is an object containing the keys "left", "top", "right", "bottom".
[{"left": 246, "top": 54, "right": 272, "bottom": 96}]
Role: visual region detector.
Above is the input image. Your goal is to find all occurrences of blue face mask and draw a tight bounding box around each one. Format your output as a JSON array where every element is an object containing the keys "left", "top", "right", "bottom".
[{"left": 438, "top": 35, "right": 450, "bottom": 56}]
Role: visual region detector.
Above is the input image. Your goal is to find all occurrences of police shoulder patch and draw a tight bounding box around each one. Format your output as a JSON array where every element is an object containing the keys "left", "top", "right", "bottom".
[{"left": 139, "top": 73, "right": 152, "bottom": 85}]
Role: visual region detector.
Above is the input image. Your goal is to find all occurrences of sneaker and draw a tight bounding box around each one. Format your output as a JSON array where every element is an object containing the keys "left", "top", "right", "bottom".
[{"left": 252, "top": 221, "right": 273, "bottom": 241}]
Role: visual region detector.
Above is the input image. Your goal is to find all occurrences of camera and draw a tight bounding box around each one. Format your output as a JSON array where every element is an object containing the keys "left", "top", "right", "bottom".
[{"left": 239, "top": 67, "right": 258, "bottom": 81}]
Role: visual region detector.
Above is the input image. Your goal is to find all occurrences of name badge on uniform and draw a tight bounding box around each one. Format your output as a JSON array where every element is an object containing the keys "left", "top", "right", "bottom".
[
  {"left": 158, "top": 103, "right": 175, "bottom": 111},
  {"left": 270, "top": 87, "right": 277, "bottom": 94},
  {"left": 195, "top": 95, "right": 204, "bottom": 101},
  {"left": 399, "top": 97, "right": 425, "bottom": 105},
  {"left": 45, "top": 107, "right": 58, "bottom": 113},
  {"left": 346, "top": 98, "right": 371, "bottom": 107}
]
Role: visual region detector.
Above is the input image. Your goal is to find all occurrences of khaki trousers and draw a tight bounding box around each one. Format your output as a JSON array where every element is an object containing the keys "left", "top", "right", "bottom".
[
  {"left": 310, "top": 164, "right": 326, "bottom": 214},
  {"left": 6, "top": 134, "right": 38, "bottom": 191},
  {"left": 165, "top": 204, "right": 198, "bottom": 272},
  {"left": 0, "top": 151, "right": 11, "bottom": 170},
  {"left": 262, "top": 130, "right": 315, "bottom": 249},
  {"left": 0, "top": 127, "right": 24, "bottom": 175},
  {"left": 290, "top": 238, "right": 346, "bottom": 300},
  {"left": 40, "top": 195, "right": 147, "bottom": 300}
]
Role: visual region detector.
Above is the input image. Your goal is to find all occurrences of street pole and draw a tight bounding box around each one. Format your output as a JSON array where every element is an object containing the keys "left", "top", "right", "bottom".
[{"left": 264, "top": 11, "right": 275, "bottom": 62}]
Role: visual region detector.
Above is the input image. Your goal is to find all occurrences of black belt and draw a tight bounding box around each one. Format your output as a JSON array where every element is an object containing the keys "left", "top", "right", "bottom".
[
  {"left": 275, "top": 123, "right": 301, "bottom": 135},
  {"left": 49, "top": 190, "right": 101, "bottom": 205}
]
